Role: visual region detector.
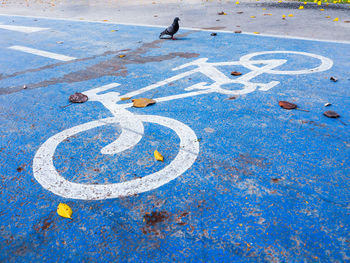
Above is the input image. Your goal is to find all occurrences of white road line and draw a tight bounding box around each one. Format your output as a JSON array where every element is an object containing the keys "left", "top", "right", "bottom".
[
  {"left": 0, "top": 23, "right": 49, "bottom": 33},
  {"left": 0, "top": 14, "right": 349, "bottom": 44},
  {"left": 8, "top": 45, "right": 76, "bottom": 61}
]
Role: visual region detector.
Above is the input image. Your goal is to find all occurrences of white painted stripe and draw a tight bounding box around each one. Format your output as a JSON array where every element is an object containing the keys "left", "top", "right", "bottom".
[
  {"left": 0, "top": 23, "right": 49, "bottom": 33},
  {"left": 8, "top": 45, "right": 76, "bottom": 61},
  {"left": 0, "top": 14, "right": 349, "bottom": 44}
]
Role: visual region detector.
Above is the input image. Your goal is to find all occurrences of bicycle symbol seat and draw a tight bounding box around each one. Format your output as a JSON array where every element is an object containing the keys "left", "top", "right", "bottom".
[{"left": 33, "top": 51, "right": 333, "bottom": 200}]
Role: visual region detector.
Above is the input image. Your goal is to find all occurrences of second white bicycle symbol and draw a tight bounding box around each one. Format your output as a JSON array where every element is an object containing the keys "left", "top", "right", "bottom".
[{"left": 33, "top": 51, "right": 333, "bottom": 200}]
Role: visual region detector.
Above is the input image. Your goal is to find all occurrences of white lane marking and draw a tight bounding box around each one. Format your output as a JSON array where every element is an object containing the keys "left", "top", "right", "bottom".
[
  {"left": 0, "top": 23, "right": 49, "bottom": 33},
  {"left": 0, "top": 14, "right": 349, "bottom": 44},
  {"left": 33, "top": 115, "right": 199, "bottom": 200},
  {"left": 8, "top": 45, "right": 76, "bottom": 61}
]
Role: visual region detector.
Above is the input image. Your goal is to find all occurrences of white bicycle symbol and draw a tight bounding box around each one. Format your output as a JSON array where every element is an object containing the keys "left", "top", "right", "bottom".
[{"left": 33, "top": 51, "right": 333, "bottom": 200}]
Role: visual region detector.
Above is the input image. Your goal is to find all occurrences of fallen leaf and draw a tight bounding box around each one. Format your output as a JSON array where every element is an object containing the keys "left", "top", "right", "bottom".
[
  {"left": 262, "top": 8, "right": 266, "bottom": 10},
  {"left": 323, "top": 110, "right": 340, "bottom": 118},
  {"left": 111, "top": 30, "right": 117, "bottom": 32},
  {"left": 119, "top": 54, "right": 126, "bottom": 58},
  {"left": 271, "top": 178, "right": 282, "bottom": 183},
  {"left": 333, "top": 17, "right": 339, "bottom": 21},
  {"left": 264, "top": 13, "right": 272, "bottom": 16},
  {"left": 102, "top": 20, "right": 109, "bottom": 22},
  {"left": 288, "top": 14, "right": 294, "bottom": 17},
  {"left": 344, "top": 21, "right": 350, "bottom": 23},
  {"left": 227, "top": 96, "right": 237, "bottom": 100},
  {"left": 253, "top": 32, "right": 260, "bottom": 34},
  {"left": 154, "top": 150, "right": 164, "bottom": 162},
  {"left": 218, "top": 11, "right": 227, "bottom": 15},
  {"left": 234, "top": 30, "right": 242, "bottom": 33},
  {"left": 282, "top": 15, "right": 286, "bottom": 19},
  {"left": 120, "top": 97, "right": 131, "bottom": 101},
  {"left": 211, "top": 32, "right": 217, "bottom": 36},
  {"left": 57, "top": 203, "right": 72, "bottom": 219},
  {"left": 320, "top": 8, "right": 324, "bottom": 11},
  {"left": 237, "top": 11, "right": 244, "bottom": 14},
  {"left": 132, "top": 98, "right": 156, "bottom": 108},
  {"left": 279, "top": 101, "right": 297, "bottom": 110},
  {"left": 250, "top": 16, "right": 256, "bottom": 18},
  {"left": 17, "top": 166, "right": 24, "bottom": 172},
  {"left": 231, "top": 71, "right": 242, "bottom": 76},
  {"left": 298, "top": 5, "right": 304, "bottom": 9},
  {"left": 69, "top": 93, "right": 88, "bottom": 103},
  {"left": 235, "top": 1, "right": 240, "bottom": 4},
  {"left": 330, "top": 76, "right": 338, "bottom": 82},
  {"left": 325, "top": 16, "right": 331, "bottom": 18}
]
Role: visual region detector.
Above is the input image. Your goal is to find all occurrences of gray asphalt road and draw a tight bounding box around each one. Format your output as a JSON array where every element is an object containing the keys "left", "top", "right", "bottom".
[{"left": 1, "top": 0, "right": 349, "bottom": 42}]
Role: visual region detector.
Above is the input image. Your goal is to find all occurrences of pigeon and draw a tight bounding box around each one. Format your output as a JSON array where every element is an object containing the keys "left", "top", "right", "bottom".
[{"left": 159, "top": 17, "right": 180, "bottom": 40}]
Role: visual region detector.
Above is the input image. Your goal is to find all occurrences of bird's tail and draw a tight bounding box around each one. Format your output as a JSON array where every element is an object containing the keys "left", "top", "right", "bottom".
[{"left": 159, "top": 31, "right": 165, "bottom": 39}]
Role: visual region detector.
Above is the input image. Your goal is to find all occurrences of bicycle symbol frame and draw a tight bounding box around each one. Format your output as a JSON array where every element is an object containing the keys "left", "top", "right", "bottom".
[{"left": 33, "top": 51, "right": 333, "bottom": 200}]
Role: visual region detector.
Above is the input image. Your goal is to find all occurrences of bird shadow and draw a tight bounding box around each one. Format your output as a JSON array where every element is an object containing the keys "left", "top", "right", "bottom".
[{"left": 159, "top": 37, "right": 190, "bottom": 41}]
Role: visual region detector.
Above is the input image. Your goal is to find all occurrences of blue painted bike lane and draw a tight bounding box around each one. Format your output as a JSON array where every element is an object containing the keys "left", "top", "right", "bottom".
[{"left": 0, "top": 15, "right": 349, "bottom": 262}]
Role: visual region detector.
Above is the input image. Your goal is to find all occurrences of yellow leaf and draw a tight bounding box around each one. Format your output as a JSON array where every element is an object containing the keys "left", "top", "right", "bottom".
[
  {"left": 57, "top": 203, "right": 72, "bottom": 219},
  {"left": 325, "top": 16, "right": 330, "bottom": 18},
  {"left": 119, "top": 54, "right": 126, "bottom": 58},
  {"left": 288, "top": 14, "right": 294, "bottom": 17},
  {"left": 282, "top": 14, "right": 286, "bottom": 18},
  {"left": 154, "top": 150, "right": 164, "bottom": 162},
  {"left": 102, "top": 19, "right": 109, "bottom": 22},
  {"left": 304, "top": 1, "right": 307, "bottom": 4},
  {"left": 132, "top": 98, "right": 156, "bottom": 108},
  {"left": 262, "top": 8, "right": 266, "bottom": 10},
  {"left": 333, "top": 17, "right": 339, "bottom": 21},
  {"left": 111, "top": 30, "right": 116, "bottom": 32},
  {"left": 250, "top": 16, "right": 256, "bottom": 18},
  {"left": 317, "top": 1, "right": 321, "bottom": 5},
  {"left": 320, "top": 8, "right": 324, "bottom": 11},
  {"left": 298, "top": 5, "right": 304, "bottom": 9},
  {"left": 253, "top": 32, "right": 260, "bottom": 34},
  {"left": 235, "top": 1, "right": 239, "bottom": 4},
  {"left": 120, "top": 97, "right": 131, "bottom": 101}
]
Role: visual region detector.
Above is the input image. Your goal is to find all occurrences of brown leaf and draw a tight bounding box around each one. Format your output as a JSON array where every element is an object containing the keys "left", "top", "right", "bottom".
[
  {"left": 230, "top": 71, "right": 241, "bottom": 76},
  {"left": 344, "top": 21, "right": 350, "bottom": 23},
  {"left": 237, "top": 11, "right": 244, "bottom": 14},
  {"left": 217, "top": 11, "right": 227, "bottom": 15},
  {"left": 323, "top": 110, "right": 340, "bottom": 118},
  {"left": 132, "top": 98, "right": 156, "bottom": 108},
  {"left": 330, "top": 76, "right": 338, "bottom": 82},
  {"left": 271, "top": 178, "right": 282, "bottom": 183},
  {"left": 231, "top": 71, "right": 242, "bottom": 76},
  {"left": 234, "top": 30, "right": 242, "bottom": 33},
  {"left": 279, "top": 101, "right": 297, "bottom": 110},
  {"left": 228, "top": 96, "right": 237, "bottom": 100},
  {"left": 69, "top": 93, "right": 88, "bottom": 103},
  {"left": 120, "top": 97, "right": 131, "bottom": 101}
]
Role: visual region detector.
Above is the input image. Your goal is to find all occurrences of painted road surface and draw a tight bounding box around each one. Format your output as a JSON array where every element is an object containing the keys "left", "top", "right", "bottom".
[{"left": 0, "top": 15, "right": 349, "bottom": 262}]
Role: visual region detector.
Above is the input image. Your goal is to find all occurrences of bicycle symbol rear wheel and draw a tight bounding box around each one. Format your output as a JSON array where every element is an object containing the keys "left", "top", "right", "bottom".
[{"left": 33, "top": 115, "right": 199, "bottom": 200}]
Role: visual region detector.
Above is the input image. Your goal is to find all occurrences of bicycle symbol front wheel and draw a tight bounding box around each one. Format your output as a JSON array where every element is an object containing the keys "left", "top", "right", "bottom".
[
  {"left": 240, "top": 50, "right": 333, "bottom": 75},
  {"left": 33, "top": 115, "right": 199, "bottom": 200}
]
